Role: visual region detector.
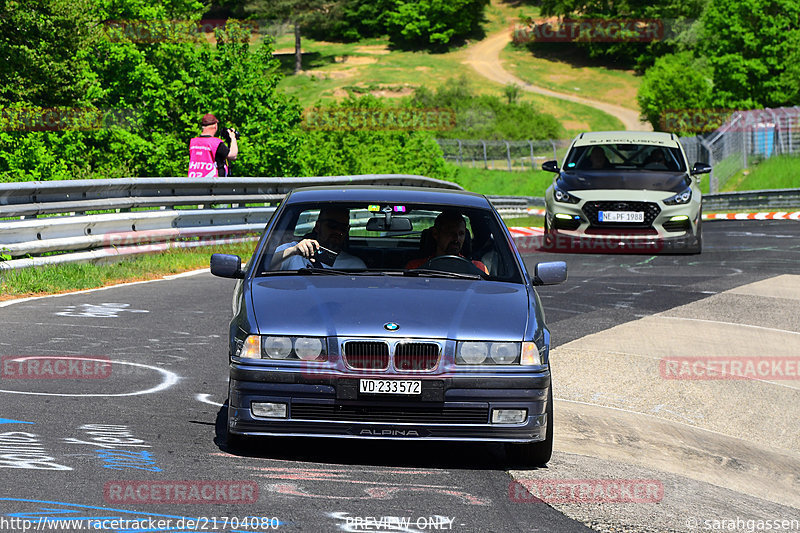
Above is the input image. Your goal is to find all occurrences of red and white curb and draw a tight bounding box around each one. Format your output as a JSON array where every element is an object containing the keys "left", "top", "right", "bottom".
[
  {"left": 508, "top": 227, "right": 544, "bottom": 238},
  {"left": 702, "top": 212, "right": 800, "bottom": 220},
  {"left": 523, "top": 207, "right": 800, "bottom": 221}
]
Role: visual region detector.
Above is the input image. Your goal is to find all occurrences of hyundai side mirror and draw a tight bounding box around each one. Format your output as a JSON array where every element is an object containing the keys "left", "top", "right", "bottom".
[
  {"left": 691, "top": 162, "right": 712, "bottom": 175},
  {"left": 541, "top": 160, "right": 560, "bottom": 173}
]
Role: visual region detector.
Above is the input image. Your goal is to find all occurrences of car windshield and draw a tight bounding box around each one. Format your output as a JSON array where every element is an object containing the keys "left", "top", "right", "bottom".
[
  {"left": 564, "top": 143, "right": 687, "bottom": 173},
  {"left": 254, "top": 201, "right": 523, "bottom": 283}
]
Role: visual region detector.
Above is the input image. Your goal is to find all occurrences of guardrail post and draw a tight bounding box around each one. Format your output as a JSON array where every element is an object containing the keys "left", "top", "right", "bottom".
[
  {"left": 482, "top": 141, "right": 487, "bottom": 169},
  {"left": 528, "top": 141, "right": 535, "bottom": 169},
  {"left": 505, "top": 141, "right": 511, "bottom": 171},
  {"left": 700, "top": 137, "right": 717, "bottom": 193}
]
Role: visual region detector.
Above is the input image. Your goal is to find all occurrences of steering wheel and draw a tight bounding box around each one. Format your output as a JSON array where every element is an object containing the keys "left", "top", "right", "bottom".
[{"left": 421, "top": 255, "right": 485, "bottom": 276}]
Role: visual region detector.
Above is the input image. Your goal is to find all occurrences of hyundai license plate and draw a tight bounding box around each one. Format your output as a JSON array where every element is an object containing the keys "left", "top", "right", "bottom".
[
  {"left": 359, "top": 379, "right": 421, "bottom": 395},
  {"left": 599, "top": 211, "right": 644, "bottom": 223}
]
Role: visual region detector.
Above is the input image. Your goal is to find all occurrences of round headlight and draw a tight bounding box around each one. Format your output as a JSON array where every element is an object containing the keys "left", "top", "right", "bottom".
[
  {"left": 555, "top": 189, "right": 569, "bottom": 202},
  {"left": 264, "top": 336, "right": 292, "bottom": 359},
  {"left": 294, "top": 337, "right": 323, "bottom": 361},
  {"left": 459, "top": 342, "right": 488, "bottom": 364},
  {"left": 490, "top": 343, "right": 519, "bottom": 364},
  {"left": 680, "top": 190, "right": 691, "bottom": 203}
]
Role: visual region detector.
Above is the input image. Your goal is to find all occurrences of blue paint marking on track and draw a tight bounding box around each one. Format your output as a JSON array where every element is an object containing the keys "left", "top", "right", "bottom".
[
  {"left": 0, "top": 418, "right": 34, "bottom": 425},
  {"left": 0, "top": 498, "right": 285, "bottom": 532}
]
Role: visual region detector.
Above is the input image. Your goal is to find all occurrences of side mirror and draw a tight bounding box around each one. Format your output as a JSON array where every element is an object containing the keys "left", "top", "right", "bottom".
[
  {"left": 541, "top": 160, "right": 560, "bottom": 173},
  {"left": 532, "top": 261, "right": 567, "bottom": 286},
  {"left": 211, "top": 253, "right": 244, "bottom": 279},
  {"left": 690, "top": 162, "right": 712, "bottom": 175},
  {"left": 366, "top": 216, "right": 413, "bottom": 232}
]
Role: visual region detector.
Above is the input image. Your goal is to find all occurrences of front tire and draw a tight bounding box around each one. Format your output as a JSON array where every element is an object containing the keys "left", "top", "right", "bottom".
[{"left": 505, "top": 387, "right": 553, "bottom": 467}]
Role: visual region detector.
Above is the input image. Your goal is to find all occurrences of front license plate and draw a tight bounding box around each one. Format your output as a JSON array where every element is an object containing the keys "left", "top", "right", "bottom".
[
  {"left": 359, "top": 379, "right": 421, "bottom": 395},
  {"left": 599, "top": 211, "right": 644, "bottom": 223}
]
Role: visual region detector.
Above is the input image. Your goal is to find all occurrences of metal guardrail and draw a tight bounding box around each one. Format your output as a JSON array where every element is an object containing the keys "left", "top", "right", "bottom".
[
  {"left": 701, "top": 189, "right": 800, "bottom": 211},
  {"left": 0, "top": 175, "right": 463, "bottom": 270},
  {"left": 1, "top": 177, "right": 798, "bottom": 271}
]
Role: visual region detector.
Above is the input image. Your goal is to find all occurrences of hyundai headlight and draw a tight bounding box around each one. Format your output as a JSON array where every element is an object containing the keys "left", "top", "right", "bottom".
[
  {"left": 664, "top": 188, "right": 692, "bottom": 205},
  {"left": 554, "top": 186, "right": 580, "bottom": 204}
]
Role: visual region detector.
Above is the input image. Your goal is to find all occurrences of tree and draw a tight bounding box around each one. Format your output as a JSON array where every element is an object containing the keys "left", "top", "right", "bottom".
[
  {"left": 636, "top": 52, "right": 712, "bottom": 132},
  {"left": 384, "top": 0, "right": 488, "bottom": 50},
  {"left": 0, "top": 0, "right": 307, "bottom": 180},
  {"left": 248, "top": 0, "right": 333, "bottom": 73},
  {"left": 534, "top": 0, "right": 708, "bottom": 70},
  {"left": 699, "top": 0, "right": 800, "bottom": 109},
  {"left": 0, "top": 0, "right": 97, "bottom": 106}
]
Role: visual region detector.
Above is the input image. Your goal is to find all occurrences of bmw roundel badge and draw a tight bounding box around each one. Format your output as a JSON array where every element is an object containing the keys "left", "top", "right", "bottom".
[{"left": 384, "top": 322, "right": 399, "bottom": 331}]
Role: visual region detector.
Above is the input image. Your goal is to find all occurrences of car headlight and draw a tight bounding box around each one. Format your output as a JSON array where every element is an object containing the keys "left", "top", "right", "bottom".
[
  {"left": 294, "top": 337, "right": 324, "bottom": 361},
  {"left": 264, "top": 336, "right": 292, "bottom": 358},
  {"left": 457, "top": 341, "right": 524, "bottom": 365},
  {"left": 554, "top": 185, "right": 580, "bottom": 204},
  {"left": 664, "top": 188, "right": 692, "bottom": 205},
  {"left": 240, "top": 335, "right": 327, "bottom": 362}
]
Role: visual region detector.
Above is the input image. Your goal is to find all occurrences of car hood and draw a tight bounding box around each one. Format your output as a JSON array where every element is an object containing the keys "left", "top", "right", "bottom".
[
  {"left": 248, "top": 276, "right": 530, "bottom": 340},
  {"left": 559, "top": 170, "right": 691, "bottom": 193}
]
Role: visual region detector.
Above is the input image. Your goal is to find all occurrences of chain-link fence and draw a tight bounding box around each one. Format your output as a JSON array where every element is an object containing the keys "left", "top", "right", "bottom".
[
  {"left": 679, "top": 107, "right": 800, "bottom": 192},
  {"left": 436, "top": 139, "right": 569, "bottom": 171}
]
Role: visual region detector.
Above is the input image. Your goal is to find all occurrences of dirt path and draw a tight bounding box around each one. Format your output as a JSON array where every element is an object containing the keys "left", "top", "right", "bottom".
[{"left": 463, "top": 30, "right": 652, "bottom": 131}]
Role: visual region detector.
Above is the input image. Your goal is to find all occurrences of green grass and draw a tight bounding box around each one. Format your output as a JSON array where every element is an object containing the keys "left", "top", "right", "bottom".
[
  {"left": 721, "top": 155, "right": 800, "bottom": 192},
  {"left": 273, "top": 23, "right": 627, "bottom": 134},
  {"left": 500, "top": 45, "right": 642, "bottom": 113},
  {"left": 449, "top": 164, "right": 554, "bottom": 196},
  {"left": 503, "top": 215, "right": 544, "bottom": 227},
  {"left": 0, "top": 242, "right": 257, "bottom": 300}
]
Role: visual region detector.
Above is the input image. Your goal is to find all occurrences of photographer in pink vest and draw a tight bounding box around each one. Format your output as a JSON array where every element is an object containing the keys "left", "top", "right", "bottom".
[{"left": 188, "top": 113, "right": 238, "bottom": 178}]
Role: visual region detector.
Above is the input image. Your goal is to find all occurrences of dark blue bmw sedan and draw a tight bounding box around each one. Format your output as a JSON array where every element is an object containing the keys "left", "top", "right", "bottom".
[{"left": 211, "top": 186, "right": 566, "bottom": 466}]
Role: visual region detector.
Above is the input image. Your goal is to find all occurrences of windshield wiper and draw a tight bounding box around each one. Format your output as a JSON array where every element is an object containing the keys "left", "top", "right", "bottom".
[
  {"left": 403, "top": 268, "right": 483, "bottom": 280},
  {"left": 296, "top": 267, "right": 353, "bottom": 275}
]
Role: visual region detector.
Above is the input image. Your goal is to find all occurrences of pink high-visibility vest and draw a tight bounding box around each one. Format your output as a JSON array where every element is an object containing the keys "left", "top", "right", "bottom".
[{"left": 188, "top": 136, "right": 224, "bottom": 178}]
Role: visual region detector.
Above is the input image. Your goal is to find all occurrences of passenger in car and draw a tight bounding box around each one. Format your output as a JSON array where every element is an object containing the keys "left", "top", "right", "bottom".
[
  {"left": 643, "top": 148, "right": 669, "bottom": 169},
  {"left": 580, "top": 146, "right": 611, "bottom": 169},
  {"left": 406, "top": 211, "right": 488, "bottom": 274},
  {"left": 271, "top": 207, "right": 366, "bottom": 270}
]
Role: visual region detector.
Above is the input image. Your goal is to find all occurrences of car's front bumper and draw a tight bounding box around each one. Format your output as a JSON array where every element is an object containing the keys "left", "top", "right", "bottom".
[
  {"left": 227, "top": 365, "right": 550, "bottom": 443},
  {"left": 544, "top": 195, "right": 701, "bottom": 253}
]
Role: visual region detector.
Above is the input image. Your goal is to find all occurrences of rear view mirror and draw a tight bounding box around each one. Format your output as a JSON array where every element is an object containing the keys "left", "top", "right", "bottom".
[
  {"left": 532, "top": 261, "right": 567, "bottom": 286},
  {"left": 691, "top": 162, "right": 712, "bottom": 175},
  {"left": 211, "top": 253, "right": 244, "bottom": 278},
  {"left": 542, "top": 160, "right": 560, "bottom": 173},
  {"left": 366, "top": 216, "right": 413, "bottom": 232}
]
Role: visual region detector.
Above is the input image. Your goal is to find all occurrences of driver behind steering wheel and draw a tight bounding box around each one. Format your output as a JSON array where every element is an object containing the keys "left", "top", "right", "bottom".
[{"left": 406, "top": 210, "right": 489, "bottom": 274}]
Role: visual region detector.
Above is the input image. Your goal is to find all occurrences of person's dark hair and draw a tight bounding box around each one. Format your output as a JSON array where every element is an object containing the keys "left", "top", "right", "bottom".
[{"left": 434, "top": 210, "right": 466, "bottom": 229}]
